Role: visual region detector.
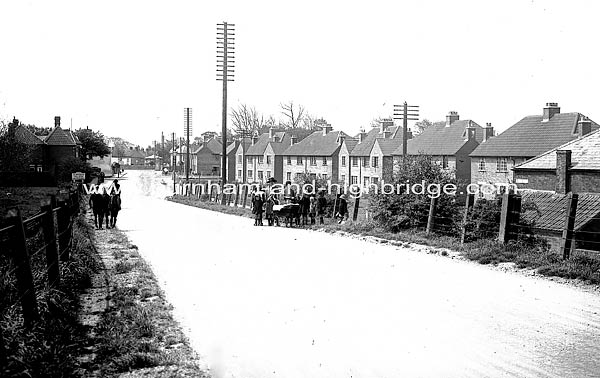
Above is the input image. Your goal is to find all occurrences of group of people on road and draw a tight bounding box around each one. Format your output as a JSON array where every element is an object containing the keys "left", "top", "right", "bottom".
[
  {"left": 250, "top": 187, "right": 349, "bottom": 227},
  {"left": 88, "top": 179, "right": 121, "bottom": 229}
]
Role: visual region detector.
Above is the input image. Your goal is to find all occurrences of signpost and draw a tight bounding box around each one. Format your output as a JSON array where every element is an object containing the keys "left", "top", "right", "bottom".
[{"left": 71, "top": 172, "right": 85, "bottom": 181}]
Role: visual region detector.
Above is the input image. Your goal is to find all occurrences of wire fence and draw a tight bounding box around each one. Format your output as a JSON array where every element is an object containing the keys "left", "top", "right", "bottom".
[
  {"left": 0, "top": 190, "right": 80, "bottom": 329},
  {"left": 176, "top": 182, "right": 600, "bottom": 259}
]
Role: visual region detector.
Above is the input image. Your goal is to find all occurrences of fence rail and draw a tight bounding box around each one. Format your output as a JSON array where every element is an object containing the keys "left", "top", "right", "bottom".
[{"left": 0, "top": 190, "right": 80, "bottom": 328}]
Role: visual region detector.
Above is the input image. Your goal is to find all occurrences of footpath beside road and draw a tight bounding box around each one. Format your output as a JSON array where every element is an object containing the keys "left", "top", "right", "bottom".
[{"left": 78, "top": 207, "right": 208, "bottom": 378}]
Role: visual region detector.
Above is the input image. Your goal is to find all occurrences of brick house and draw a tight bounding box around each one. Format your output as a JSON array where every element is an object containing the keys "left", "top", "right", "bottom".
[
  {"left": 350, "top": 119, "right": 404, "bottom": 186},
  {"left": 337, "top": 136, "right": 357, "bottom": 186},
  {"left": 513, "top": 126, "right": 600, "bottom": 194},
  {"left": 43, "top": 116, "right": 82, "bottom": 174},
  {"left": 14, "top": 123, "right": 46, "bottom": 172},
  {"left": 470, "top": 103, "right": 598, "bottom": 193},
  {"left": 237, "top": 129, "right": 291, "bottom": 184},
  {"left": 392, "top": 111, "right": 487, "bottom": 188},
  {"left": 282, "top": 124, "right": 347, "bottom": 184},
  {"left": 192, "top": 137, "right": 222, "bottom": 176}
]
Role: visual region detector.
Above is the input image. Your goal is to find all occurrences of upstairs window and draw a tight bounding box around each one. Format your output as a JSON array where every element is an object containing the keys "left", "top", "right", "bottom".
[
  {"left": 322, "top": 156, "right": 328, "bottom": 165},
  {"left": 372, "top": 156, "right": 379, "bottom": 168},
  {"left": 341, "top": 156, "right": 346, "bottom": 166},
  {"left": 310, "top": 156, "right": 317, "bottom": 166},
  {"left": 363, "top": 157, "right": 369, "bottom": 168},
  {"left": 496, "top": 157, "right": 508, "bottom": 172},
  {"left": 478, "top": 158, "right": 486, "bottom": 172},
  {"left": 287, "top": 156, "right": 292, "bottom": 165},
  {"left": 296, "top": 156, "right": 303, "bottom": 165}
]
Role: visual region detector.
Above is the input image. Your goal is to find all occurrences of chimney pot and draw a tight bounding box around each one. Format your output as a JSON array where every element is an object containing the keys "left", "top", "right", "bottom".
[
  {"left": 446, "top": 111, "right": 459, "bottom": 126},
  {"left": 483, "top": 123, "right": 494, "bottom": 142},
  {"left": 358, "top": 129, "right": 367, "bottom": 143},
  {"left": 323, "top": 124, "right": 333, "bottom": 136},
  {"left": 543, "top": 102, "right": 560, "bottom": 122},
  {"left": 555, "top": 149, "right": 571, "bottom": 194}
]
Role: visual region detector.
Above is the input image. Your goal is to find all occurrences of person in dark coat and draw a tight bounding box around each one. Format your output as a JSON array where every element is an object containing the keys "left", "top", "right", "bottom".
[
  {"left": 89, "top": 185, "right": 108, "bottom": 229},
  {"left": 300, "top": 193, "right": 310, "bottom": 225},
  {"left": 101, "top": 187, "right": 111, "bottom": 228},
  {"left": 337, "top": 194, "right": 348, "bottom": 224},
  {"left": 309, "top": 195, "right": 316, "bottom": 225},
  {"left": 265, "top": 194, "right": 278, "bottom": 226},
  {"left": 252, "top": 190, "right": 265, "bottom": 226},
  {"left": 109, "top": 193, "right": 121, "bottom": 228},
  {"left": 316, "top": 191, "right": 327, "bottom": 225}
]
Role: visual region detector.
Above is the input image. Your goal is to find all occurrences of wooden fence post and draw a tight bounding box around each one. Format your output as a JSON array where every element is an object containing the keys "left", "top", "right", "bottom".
[
  {"left": 5, "top": 209, "right": 39, "bottom": 327},
  {"left": 352, "top": 197, "right": 360, "bottom": 221},
  {"left": 498, "top": 193, "right": 521, "bottom": 244},
  {"left": 227, "top": 192, "right": 233, "bottom": 206},
  {"left": 57, "top": 200, "right": 71, "bottom": 261},
  {"left": 426, "top": 196, "right": 438, "bottom": 235},
  {"left": 209, "top": 185, "right": 214, "bottom": 202},
  {"left": 561, "top": 192, "right": 579, "bottom": 260},
  {"left": 234, "top": 186, "right": 240, "bottom": 207},
  {"left": 242, "top": 186, "right": 249, "bottom": 208},
  {"left": 460, "top": 194, "right": 475, "bottom": 244},
  {"left": 41, "top": 197, "right": 60, "bottom": 288}
]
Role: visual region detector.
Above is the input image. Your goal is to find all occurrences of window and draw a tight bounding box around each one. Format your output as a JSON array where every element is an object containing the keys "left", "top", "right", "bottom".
[
  {"left": 36, "top": 166, "right": 43, "bottom": 173},
  {"left": 29, "top": 164, "right": 36, "bottom": 171},
  {"left": 372, "top": 156, "right": 379, "bottom": 168},
  {"left": 496, "top": 157, "right": 508, "bottom": 172},
  {"left": 266, "top": 171, "right": 271, "bottom": 179},
  {"left": 322, "top": 156, "right": 328, "bottom": 165},
  {"left": 297, "top": 156, "right": 303, "bottom": 165},
  {"left": 247, "top": 156, "right": 252, "bottom": 163},
  {"left": 478, "top": 158, "right": 486, "bottom": 172},
  {"left": 341, "top": 174, "right": 346, "bottom": 183},
  {"left": 363, "top": 157, "right": 369, "bottom": 168},
  {"left": 310, "top": 156, "right": 317, "bottom": 165},
  {"left": 351, "top": 176, "right": 358, "bottom": 184},
  {"left": 287, "top": 156, "right": 292, "bottom": 165},
  {"left": 295, "top": 173, "right": 302, "bottom": 181},
  {"left": 341, "top": 156, "right": 346, "bottom": 167},
  {"left": 352, "top": 157, "right": 358, "bottom": 167},
  {"left": 287, "top": 172, "right": 291, "bottom": 181},
  {"left": 247, "top": 169, "right": 253, "bottom": 178},
  {"left": 372, "top": 177, "right": 379, "bottom": 185},
  {"left": 258, "top": 156, "right": 264, "bottom": 164},
  {"left": 322, "top": 174, "right": 328, "bottom": 180},
  {"left": 237, "top": 155, "right": 242, "bottom": 164},
  {"left": 266, "top": 155, "right": 271, "bottom": 165},
  {"left": 238, "top": 169, "right": 242, "bottom": 178},
  {"left": 442, "top": 156, "right": 448, "bottom": 169},
  {"left": 364, "top": 176, "right": 370, "bottom": 186},
  {"left": 258, "top": 171, "right": 264, "bottom": 181}
]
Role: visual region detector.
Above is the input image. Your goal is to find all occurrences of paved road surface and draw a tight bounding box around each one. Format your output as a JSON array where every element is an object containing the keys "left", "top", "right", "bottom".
[{"left": 115, "top": 171, "right": 600, "bottom": 378}]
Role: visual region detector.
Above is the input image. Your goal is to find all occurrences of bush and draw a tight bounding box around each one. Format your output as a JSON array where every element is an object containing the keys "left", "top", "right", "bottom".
[{"left": 369, "top": 155, "right": 461, "bottom": 232}]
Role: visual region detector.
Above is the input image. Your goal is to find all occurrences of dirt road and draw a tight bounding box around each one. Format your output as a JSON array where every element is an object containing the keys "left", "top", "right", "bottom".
[{"left": 116, "top": 171, "right": 600, "bottom": 378}]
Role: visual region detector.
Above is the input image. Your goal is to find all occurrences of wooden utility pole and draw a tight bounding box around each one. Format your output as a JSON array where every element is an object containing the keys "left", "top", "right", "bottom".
[
  {"left": 172, "top": 132, "right": 176, "bottom": 193},
  {"left": 217, "top": 22, "right": 235, "bottom": 185},
  {"left": 393, "top": 102, "right": 419, "bottom": 157},
  {"left": 184, "top": 108, "right": 192, "bottom": 182}
]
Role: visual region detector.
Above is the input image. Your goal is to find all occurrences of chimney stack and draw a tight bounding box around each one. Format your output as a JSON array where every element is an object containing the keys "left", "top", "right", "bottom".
[
  {"left": 543, "top": 102, "right": 560, "bottom": 122},
  {"left": 555, "top": 150, "right": 571, "bottom": 194},
  {"left": 483, "top": 122, "right": 494, "bottom": 142},
  {"left": 290, "top": 135, "right": 298, "bottom": 145},
  {"left": 54, "top": 116, "right": 61, "bottom": 128},
  {"left": 269, "top": 127, "right": 275, "bottom": 139},
  {"left": 446, "top": 111, "right": 459, "bottom": 127},
  {"left": 358, "top": 129, "right": 367, "bottom": 143},
  {"left": 578, "top": 116, "right": 592, "bottom": 137},
  {"left": 323, "top": 124, "right": 333, "bottom": 136},
  {"left": 252, "top": 134, "right": 259, "bottom": 145},
  {"left": 466, "top": 121, "right": 476, "bottom": 141}
]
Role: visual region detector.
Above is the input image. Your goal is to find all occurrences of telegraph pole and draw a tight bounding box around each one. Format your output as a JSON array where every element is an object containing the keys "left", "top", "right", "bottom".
[
  {"left": 393, "top": 102, "right": 419, "bottom": 157},
  {"left": 172, "top": 132, "right": 176, "bottom": 193},
  {"left": 217, "top": 22, "right": 235, "bottom": 184},
  {"left": 184, "top": 108, "right": 192, "bottom": 182}
]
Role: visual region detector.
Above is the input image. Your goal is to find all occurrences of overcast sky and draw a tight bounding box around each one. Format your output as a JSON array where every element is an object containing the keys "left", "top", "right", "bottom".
[{"left": 1, "top": 0, "right": 598, "bottom": 147}]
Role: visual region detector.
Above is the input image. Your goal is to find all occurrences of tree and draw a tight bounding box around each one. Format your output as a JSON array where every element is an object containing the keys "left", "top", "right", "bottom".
[
  {"left": 280, "top": 101, "right": 306, "bottom": 129},
  {"left": 0, "top": 117, "right": 34, "bottom": 171},
  {"left": 231, "top": 103, "right": 267, "bottom": 138},
  {"left": 74, "top": 128, "right": 111, "bottom": 160},
  {"left": 25, "top": 124, "right": 52, "bottom": 136},
  {"left": 413, "top": 119, "right": 445, "bottom": 135}
]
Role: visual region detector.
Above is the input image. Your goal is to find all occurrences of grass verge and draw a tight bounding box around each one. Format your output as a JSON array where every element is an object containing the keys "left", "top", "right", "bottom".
[{"left": 168, "top": 194, "right": 600, "bottom": 286}]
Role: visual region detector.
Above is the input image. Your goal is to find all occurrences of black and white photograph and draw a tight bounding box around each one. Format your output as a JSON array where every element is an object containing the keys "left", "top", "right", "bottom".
[{"left": 1, "top": 1, "right": 600, "bottom": 377}]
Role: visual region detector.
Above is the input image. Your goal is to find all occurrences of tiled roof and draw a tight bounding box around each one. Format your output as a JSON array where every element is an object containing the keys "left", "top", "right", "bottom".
[
  {"left": 351, "top": 126, "right": 401, "bottom": 156},
  {"left": 15, "top": 125, "right": 44, "bottom": 145},
  {"left": 45, "top": 126, "right": 79, "bottom": 146},
  {"left": 393, "top": 120, "right": 484, "bottom": 156},
  {"left": 375, "top": 138, "right": 404, "bottom": 156},
  {"left": 247, "top": 131, "right": 292, "bottom": 156},
  {"left": 193, "top": 138, "right": 222, "bottom": 154},
  {"left": 283, "top": 130, "right": 347, "bottom": 156},
  {"left": 514, "top": 129, "right": 600, "bottom": 171},
  {"left": 520, "top": 191, "right": 600, "bottom": 232},
  {"left": 226, "top": 141, "right": 238, "bottom": 155},
  {"left": 121, "top": 149, "right": 146, "bottom": 158},
  {"left": 470, "top": 113, "right": 599, "bottom": 157}
]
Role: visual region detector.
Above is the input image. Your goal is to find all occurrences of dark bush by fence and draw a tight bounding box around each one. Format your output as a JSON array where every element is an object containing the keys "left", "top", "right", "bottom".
[{"left": 0, "top": 172, "right": 58, "bottom": 187}]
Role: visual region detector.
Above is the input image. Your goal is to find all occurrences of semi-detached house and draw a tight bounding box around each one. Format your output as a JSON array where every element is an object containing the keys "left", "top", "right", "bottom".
[{"left": 236, "top": 129, "right": 291, "bottom": 184}]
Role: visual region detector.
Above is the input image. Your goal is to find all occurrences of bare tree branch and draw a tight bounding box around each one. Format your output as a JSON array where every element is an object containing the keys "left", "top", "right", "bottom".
[{"left": 280, "top": 101, "right": 306, "bottom": 129}]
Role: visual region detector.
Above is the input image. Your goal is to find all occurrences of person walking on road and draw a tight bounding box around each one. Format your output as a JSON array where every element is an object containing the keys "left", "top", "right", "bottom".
[
  {"left": 109, "top": 192, "right": 121, "bottom": 228},
  {"left": 89, "top": 185, "right": 108, "bottom": 229},
  {"left": 252, "top": 189, "right": 265, "bottom": 226},
  {"left": 101, "top": 187, "right": 111, "bottom": 228}
]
